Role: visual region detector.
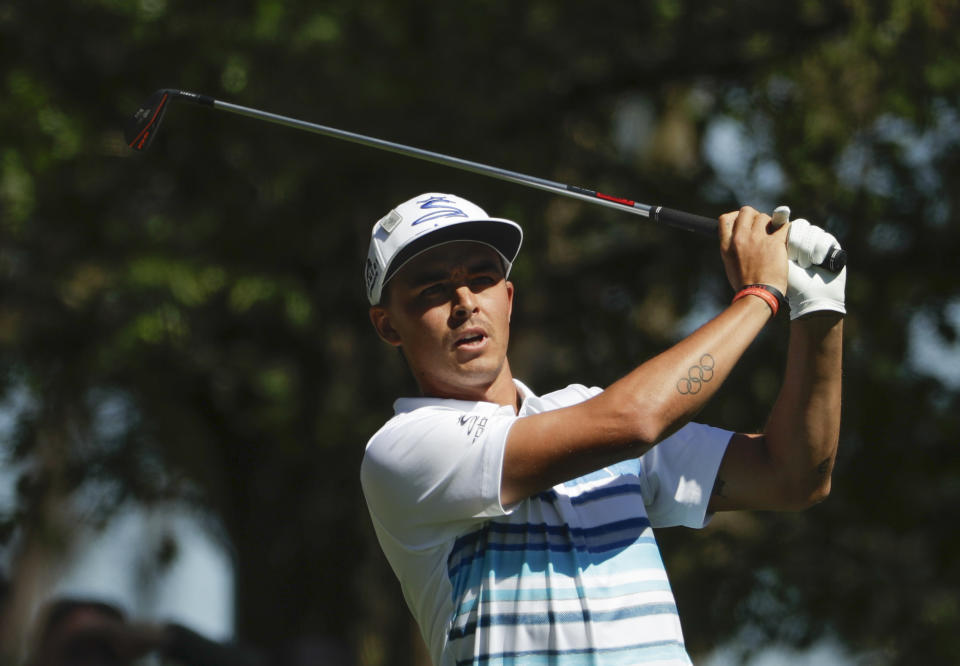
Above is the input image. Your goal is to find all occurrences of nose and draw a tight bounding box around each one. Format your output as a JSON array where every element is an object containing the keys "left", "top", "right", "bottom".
[{"left": 451, "top": 285, "right": 478, "bottom": 320}]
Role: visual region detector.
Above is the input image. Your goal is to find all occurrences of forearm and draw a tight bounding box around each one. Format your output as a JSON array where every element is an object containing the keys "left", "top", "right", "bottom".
[
  {"left": 503, "top": 205, "right": 790, "bottom": 505},
  {"left": 764, "top": 312, "right": 843, "bottom": 505},
  {"left": 602, "top": 294, "right": 773, "bottom": 445},
  {"left": 503, "top": 295, "right": 773, "bottom": 504}
]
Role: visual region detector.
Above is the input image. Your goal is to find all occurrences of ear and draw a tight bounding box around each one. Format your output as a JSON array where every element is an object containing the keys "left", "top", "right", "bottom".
[
  {"left": 505, "top": 280, "right": 515, "bottom": 322},
  {"left": 369, "top": 307, "right": 402, "bottom": 346}
]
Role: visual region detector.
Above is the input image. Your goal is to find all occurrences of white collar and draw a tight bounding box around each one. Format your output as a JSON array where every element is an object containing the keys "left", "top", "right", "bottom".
[{"left": 393, "top": 378, "right": 535, "bottom": 415}]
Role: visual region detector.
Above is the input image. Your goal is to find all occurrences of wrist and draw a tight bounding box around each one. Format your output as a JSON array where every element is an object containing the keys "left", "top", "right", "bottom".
[
  {"left": 732, "top": 284, "right": 784, "bottom": 317},
  {"left": 790, "top": 310, "right": 844, "bottom": 331}
]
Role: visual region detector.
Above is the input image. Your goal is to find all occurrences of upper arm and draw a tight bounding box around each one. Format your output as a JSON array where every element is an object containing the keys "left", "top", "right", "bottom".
[
  {"left": 707, "top": 432, "right": 829, "bottom": 513},
  {"left": 707, "top": 432, "right": 778, "bottom": 513},
  {"left": 361, "top": 411, "right": 515, "bottom": 533},
  {"left": 500, "top": 397, "right": 648, "bottom": 506}
]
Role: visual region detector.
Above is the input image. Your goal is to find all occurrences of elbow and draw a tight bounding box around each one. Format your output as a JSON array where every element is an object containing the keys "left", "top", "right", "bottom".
[
  {"left": 626, "top": 393, "right": 686, "bottom": 447},
  {"left": 780, "top": 476, "right": 832, "bottom": 512},
  {"left": 806, "top": 476, "right": 833, "bottom": 507},
  {"left": 632, "top": 421, "right": 664, "bottom": 449},
  {"left": 764, "top": 431, "right": 838, "bottom": 511},
  {"left": 594, "top": 392, "right": 671, "bottom": 449},
  {"left": 630, "top": 408, "right": 675, "bottom": 448}
]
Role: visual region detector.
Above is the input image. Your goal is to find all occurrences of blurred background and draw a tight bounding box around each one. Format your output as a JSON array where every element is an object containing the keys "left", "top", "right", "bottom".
[{"left": 1, "top": 1, "right": 959, "bottom": 664}]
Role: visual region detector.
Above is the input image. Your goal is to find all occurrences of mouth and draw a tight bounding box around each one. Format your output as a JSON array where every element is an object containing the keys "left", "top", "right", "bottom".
[{"left": 454, "top": 329, "right": 487, "bottom": 349}]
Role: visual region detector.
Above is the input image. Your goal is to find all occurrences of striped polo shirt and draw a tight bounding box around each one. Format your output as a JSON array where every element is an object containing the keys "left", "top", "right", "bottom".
[{"left": 361, "top": 380, "right": 731, "bottom": 665}]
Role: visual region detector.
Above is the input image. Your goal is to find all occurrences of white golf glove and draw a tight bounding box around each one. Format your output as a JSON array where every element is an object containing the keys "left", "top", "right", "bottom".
[{"left": 786, "top": 218, "right": 846, "bottom": 320}]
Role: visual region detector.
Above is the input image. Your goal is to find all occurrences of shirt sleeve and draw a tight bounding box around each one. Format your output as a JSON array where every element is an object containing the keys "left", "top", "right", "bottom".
[
  {"left": 360, "top": 406, "right": 517, "bottom": 547},
  {"left": 638, "top": 422, "right": 733, "bottom": 528}
]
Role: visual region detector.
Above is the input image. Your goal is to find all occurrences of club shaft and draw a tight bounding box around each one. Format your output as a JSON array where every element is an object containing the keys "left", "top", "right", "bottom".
[
  {"left": 145, "top": 90, "right": 845, "bottom": 270},
  {"left": 214, "top": 101, "right": 673, "bottom": 217},
  {"left": 160, "top": 91, "right": 727, "bottom": 236}
]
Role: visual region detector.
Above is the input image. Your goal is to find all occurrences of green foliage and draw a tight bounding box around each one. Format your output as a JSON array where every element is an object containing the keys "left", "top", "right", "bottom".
[{"left": 1, "top": 1, "right": 959, "bottom": 663}]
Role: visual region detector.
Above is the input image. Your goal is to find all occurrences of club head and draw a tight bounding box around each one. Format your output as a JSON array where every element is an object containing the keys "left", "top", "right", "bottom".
[{"left": 125, "top": 89, "right": 176, "bottom": 151}]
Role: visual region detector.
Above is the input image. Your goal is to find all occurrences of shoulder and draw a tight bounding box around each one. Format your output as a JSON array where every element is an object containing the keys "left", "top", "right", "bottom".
[
  {"left": 362, "top": 398, "right": 515, "bottom": 479},
  {"left": 363, "top": 402, "right": 459, "bottom": 471},
  {"left": 361, "top": 398, "right": 517, "bottom": 531},
  {"left": 520, "top": 383, "right": 603, "bottom": 413},
  {"left": 366, "top": 398, "right": 506, "bottom": 449}
]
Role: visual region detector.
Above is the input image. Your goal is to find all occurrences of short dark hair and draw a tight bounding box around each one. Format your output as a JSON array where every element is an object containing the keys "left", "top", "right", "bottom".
[{"left": 39, "top": 598, "right": 126, "bottom": 638}]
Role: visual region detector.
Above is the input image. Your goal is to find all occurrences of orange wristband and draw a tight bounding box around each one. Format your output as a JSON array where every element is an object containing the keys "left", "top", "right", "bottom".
[{"left": 732, "top": 284, "right": 782, "bottom": 317}]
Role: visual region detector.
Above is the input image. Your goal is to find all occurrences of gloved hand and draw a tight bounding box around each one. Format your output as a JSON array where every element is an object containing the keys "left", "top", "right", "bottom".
[{"left": 786, "top": 218, "right": 846, "bottom": 320}]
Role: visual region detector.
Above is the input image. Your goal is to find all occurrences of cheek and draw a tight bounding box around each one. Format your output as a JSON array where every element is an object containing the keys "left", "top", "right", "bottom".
[
  {"left": 398, "top": 307, "right": 447, "bottom": 345},
  {"left": 494, "top": 290, "right": 513, "bottom": 325}
]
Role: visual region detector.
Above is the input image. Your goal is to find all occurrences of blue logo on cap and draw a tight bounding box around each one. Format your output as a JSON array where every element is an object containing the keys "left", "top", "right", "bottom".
[{"left": 412, "top": 196, "right": 469, "bottom": 226}]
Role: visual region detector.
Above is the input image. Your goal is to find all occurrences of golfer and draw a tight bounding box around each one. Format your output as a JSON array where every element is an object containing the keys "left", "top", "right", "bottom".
[{"left": 360, "top": 192, "right": 844, "bottom": 665}]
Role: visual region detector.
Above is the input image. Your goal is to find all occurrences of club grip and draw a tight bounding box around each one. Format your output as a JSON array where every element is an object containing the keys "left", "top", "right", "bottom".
[
  {"left": 651, "top": 206, "right": 846, "bottom": 272},
  {"left": 821, "top": 246, "right": 847, "bottom": 272},
  {"left": 651, "top": 206, "right": 718, "bottom": 236}
]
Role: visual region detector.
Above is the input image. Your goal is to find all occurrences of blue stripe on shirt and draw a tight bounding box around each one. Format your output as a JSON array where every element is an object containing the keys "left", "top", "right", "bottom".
[
  {"left": 455, "top": 639, "right": 688, "bottom": 666},
  {"left": 448, "top": 601, "right": 680, "bottom": 640},
  {"left": 448, "top": 544, "right": 668, "bottom": 603},
  {"left": 452, "top": 578, "right": 674, "bottom": 615},
  {"left": 449, "top": 517, "right": 652, "bottom": 561},
  {"left": 447, "top": 533, "right": 661, "bottom": 588},
  {"left": 568, "top": 482, "right": 644, "bottom": 506},
  {"left": 448, "top": 517, "right": 654, "bottom": 579}
]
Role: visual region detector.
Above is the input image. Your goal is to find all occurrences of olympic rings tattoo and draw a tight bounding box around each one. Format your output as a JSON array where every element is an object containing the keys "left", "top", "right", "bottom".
[{"left": 676, "top": 354, "right": 716, "bottom": 395}]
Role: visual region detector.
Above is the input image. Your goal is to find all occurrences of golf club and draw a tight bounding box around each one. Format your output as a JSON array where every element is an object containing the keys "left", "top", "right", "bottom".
[{"left": 125, "top": 88, "right": 846, "bottom": 272}]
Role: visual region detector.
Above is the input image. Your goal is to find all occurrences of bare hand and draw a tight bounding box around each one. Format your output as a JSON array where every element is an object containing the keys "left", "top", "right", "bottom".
[{"left": 718, "top": 206, "right": 788, "bottom": 292}]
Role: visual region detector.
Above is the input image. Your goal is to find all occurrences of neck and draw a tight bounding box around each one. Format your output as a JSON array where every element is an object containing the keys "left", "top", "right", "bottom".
[{"left": 418, "top": 359, "right": 520, "bottom": 411}]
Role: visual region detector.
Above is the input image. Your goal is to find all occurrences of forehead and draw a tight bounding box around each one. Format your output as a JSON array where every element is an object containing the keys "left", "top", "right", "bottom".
[{"left": 392, "top": 241, "right": 504, "bottom": 284}]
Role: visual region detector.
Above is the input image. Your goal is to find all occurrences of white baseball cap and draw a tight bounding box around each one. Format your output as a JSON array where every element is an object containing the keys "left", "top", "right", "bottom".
[{"left": 364, "top": 193, "right": 523, "bottom": 305}]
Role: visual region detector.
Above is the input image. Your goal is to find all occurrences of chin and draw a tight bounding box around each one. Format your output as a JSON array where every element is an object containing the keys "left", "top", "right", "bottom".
[{"left": 456, "top": 361, "right": 505, "bottom": 387}]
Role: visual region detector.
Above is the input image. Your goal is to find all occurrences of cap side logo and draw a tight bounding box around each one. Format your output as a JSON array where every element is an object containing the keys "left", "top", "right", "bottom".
[
  {"left": 364, "top": 258, "right": 381, "bottom": 297},
  {"left": 412, "top": 195, "right": 468, "bottom": 226}
]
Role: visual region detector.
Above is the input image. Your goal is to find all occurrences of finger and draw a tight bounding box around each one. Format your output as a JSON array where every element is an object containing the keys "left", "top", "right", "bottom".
[
  {"left": 789, "top": 219, "right": 839, "bottom": 267},
  {"left": 810, "top": 230, "right": 839, "bottom": 266},
  {"left": 731, "top": 205, "right": 759, "bottom": 241},
  {"left": 787, "top": 218, "right": 811, "bottom": 265},
  {"left": 746, "top": 209, "right": 774, "bottom": 243},
  {"left": 755, "top": 212, "right": 774, "bottom": 236},
  {"left": 718, "top": 210, "right": 738, "bottom": 248},
  {"left": 769, "top": 216, "right": 790, "bottom": 242}
]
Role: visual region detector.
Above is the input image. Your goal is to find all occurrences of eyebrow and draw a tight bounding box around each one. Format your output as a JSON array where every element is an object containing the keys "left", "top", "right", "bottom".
[
  {"left": 407, "top": 259, "right": 503, "bottom": 288},
  {"left": 408, "top": 270, "right": 448, "bottom": 288}
]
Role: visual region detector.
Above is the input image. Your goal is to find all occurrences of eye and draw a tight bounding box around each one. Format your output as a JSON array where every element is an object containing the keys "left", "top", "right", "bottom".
[
  {"left": 419, "top": 283, "right": 446, "bottom": 298},
  {"left": 470, "top": 275, "right": 497, "bottom": 290}
]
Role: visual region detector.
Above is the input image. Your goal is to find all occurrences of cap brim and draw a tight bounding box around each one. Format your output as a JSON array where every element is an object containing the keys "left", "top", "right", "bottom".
[{"left": 382, "top": 218, "right": 523, "bottom": 288}]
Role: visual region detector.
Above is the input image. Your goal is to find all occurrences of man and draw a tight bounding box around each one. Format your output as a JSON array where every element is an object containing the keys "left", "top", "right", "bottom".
[
  {"left": 360, "top": 192, "right": 844, "bottom": 665},
  {"left": 26, "top": 597, "right": 273, "bottom": 666}
]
